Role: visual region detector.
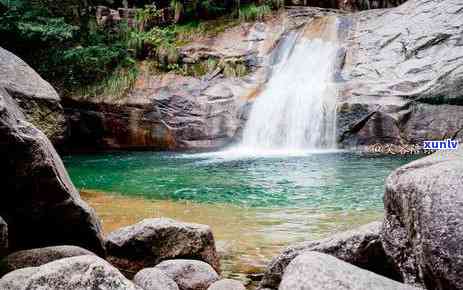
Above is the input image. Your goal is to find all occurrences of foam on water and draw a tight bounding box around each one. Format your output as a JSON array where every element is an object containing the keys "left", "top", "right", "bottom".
[{"left": 239, "top": 34, "right": 339, "bottom": 153}]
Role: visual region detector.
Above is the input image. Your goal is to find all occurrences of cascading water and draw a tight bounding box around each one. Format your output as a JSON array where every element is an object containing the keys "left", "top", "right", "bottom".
[{"left": 239, "top": 20, "right": 339, "bottom": 153}]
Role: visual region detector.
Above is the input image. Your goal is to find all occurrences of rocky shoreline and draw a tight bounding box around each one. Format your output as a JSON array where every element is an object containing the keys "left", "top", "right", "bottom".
[
  {"left": 1, "top": 0, "right": 463, "bottom": 289},
  {"left": 1, "top": 145, "right": 462, "bottom": 289}
]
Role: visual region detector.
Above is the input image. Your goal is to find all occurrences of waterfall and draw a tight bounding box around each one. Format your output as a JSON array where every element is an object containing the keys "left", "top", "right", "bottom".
[{"left": 239, "top": 22, "right": 339, "bottom": 153}]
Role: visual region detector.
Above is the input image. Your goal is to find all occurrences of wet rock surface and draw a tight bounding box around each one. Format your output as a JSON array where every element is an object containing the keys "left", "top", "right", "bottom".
[
  {"left": 0, "top": 245, "right": 95, "bottom": 276},
  {"left": 106, "top": 218, "right": 220, "bottom": 274},
  {"left": 0, "top": 255, "right": 141, "bottom": 290},
  {"left": 154, "top": 259, "right": 220, "bottom": 290},
  {"left": 133, "top": 267, "right": 180, "bottom": 290},
  {"left": 382, "top": 148, "right": 463, "bottom": 289},
  {"left": 258, "top": 221, "right": 398, "bottom": 290},
  {"left": 0, "top": 87, "right": 105, "bottom": 256},
  {"left": 279, "top": 251, "right": 419, "bottom": 290},
  {"left": 0, "top": 47, "right": 66, "bottom": 144}
]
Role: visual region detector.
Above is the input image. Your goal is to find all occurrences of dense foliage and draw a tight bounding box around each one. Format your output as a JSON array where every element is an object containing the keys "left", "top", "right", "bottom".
[{"left": 0, "top": 0, "right": 280, "bottom": 96}]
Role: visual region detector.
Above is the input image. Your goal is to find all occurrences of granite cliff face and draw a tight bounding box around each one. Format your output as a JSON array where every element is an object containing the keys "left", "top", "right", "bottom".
[
  {"left": 61, "top": 0, "right": 463, "bottom": 151},
  {"left": 338, "top": 0, "right": 463, "bottom": 147}
]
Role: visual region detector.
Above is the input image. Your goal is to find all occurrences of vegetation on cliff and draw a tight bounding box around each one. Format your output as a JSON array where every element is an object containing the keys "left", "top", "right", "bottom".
[{"left": 0, "top": 0, "right": 278, "bottom": 98}]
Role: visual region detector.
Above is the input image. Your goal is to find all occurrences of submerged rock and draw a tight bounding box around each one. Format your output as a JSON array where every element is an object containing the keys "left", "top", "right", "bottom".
[
  {"left": 279, "top": 251, "right": 419, "bottom": 290},
  {"left": 0, "top": 255, "right": 141, "bottom": 290},
  {"left": 0, "top": 87, "right": 105, "bottom": 256},
  {"left": 133, "top": 267, "right": 179, "bottom": 290},
  {"left": 106, "top": 218, "right": 220, "bottom": 273},
  {"left": 382, "top": 148, "right": 463, "bottom": 289},
  {"left": 207, "top": 279, "right": 246, "bottom": 290},
  {"left": 0, "top": 47, "right": 66, "bottom": 144},
  {"left": 0, "top": 217, "right": 7, "bottom": 258},
  {"left": 0, "top": 245, "right": 95, "bottom": 276},
  {"left": 154, "top": 259, "right": 219, "bottom": 290},
  {"left": 259, "top": 221, "right": 398, "bottom": 290}
]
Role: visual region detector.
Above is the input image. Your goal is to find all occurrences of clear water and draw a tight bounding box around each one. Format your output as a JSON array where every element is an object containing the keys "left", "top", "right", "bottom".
[
  {"left": 64, "top": 151, "right": 416, "bottom": 210},
  {"left": 64, "top": 152, "right": 416, "bottom": 210},
  {"left": 63, "top": 151, "right": 418, "bottom": 283}
]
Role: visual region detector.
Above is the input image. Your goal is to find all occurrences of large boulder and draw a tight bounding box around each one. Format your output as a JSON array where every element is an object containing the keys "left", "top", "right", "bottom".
[
  {"left": 0, "top": 245, "right": 95, "bottom": 276},
  {"left": 154, "top": 259, "right": 219, "bottom": 290},
  {"left": 382, "top": 148, "right": 463, "bottom": 289},
  {"left": 133, "top": 267, "right": 180, "bottom": 290},
  {"left": 106, "top": 218, "right": 220, "bottom": 273},
  {"left": 207, "top": 279, "right": 246, "bottom": 290},
  {"left": 0, "top": 255, "right": 142, "bottom": 289},
  {"left": 0, "top": 47, "right": 66, "bottom": 144},
  {"left": 337, "top": 0, "right": 463, "bottom": 147},
  {"left": 259, "top": 222, "right": 398, "bottom": 290},
  {"left": 279, "top": 251, "right": 419, "bottom": 290},
  {"left": 0, "top": 87, "right": 105, "bottom": 256},
  {"left": 0, "top": 217, "right": 7, "bottom": 258}
]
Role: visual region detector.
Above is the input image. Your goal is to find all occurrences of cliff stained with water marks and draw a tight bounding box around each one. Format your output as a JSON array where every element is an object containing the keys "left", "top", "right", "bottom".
[{"left": 61, "top": 0, "right": 463, "bottom": 152}]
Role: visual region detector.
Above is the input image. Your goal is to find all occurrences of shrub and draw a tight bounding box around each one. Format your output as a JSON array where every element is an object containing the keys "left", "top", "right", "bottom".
[
  {"left": 239, "top": 3, "right": 271, "bottom": 22},
  {"left": 241, "top": 3, "right": 272, "bottom": 21}
]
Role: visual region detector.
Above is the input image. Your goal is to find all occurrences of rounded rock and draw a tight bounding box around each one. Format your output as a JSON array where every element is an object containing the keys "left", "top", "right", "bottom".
[
  {"left": 279, "top": 251, "right": 419, "bottom": 290},
  {"left": 133, "top": 267, "right": 179, "bottom": 290},
  {"left": 154, "top": 259, "right": 219, "bottom": 290},
  {"left": 0, "top": 255, "right": 141, "bottom": 290},
  {"left": 0, "top": 245, "right": 95, "bottom": 276},
  {"left": 208, "top": 279, "right": 246, "bottom": 290},
  {"left": 106, "top": 218, "right": 220, "bottom": 273}
]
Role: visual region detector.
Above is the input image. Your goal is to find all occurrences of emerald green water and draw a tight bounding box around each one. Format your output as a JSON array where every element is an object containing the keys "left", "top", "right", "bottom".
[
  {"left": 64, "top": 151, "right": 416, "bottom": 210},
  {"left": 63, "top": 150, "right": 418, "bottom": 283}
]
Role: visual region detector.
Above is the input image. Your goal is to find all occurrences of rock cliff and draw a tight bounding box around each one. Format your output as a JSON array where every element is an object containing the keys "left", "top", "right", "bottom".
[
  {"left": 338, "top": 0, "right": 463, "bottom": 147},
  {"left": 62, "top": 0, "right": 463, "bottom": 151}
]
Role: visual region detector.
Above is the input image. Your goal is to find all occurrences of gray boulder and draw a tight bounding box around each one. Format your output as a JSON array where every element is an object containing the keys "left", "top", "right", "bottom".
[
  {"left": 279, "top": 251, "right": 419, "bottom": 290},
  {"left": 154, "top": 259, "right": 219, "bottom": 290},
  {"left": 133, "top": 267, "right": 179, "bottom": 290},
  {"left": 106, "top": 218, "right": 220, "bottom": 273},
  {"left": 0, "top": 47, "right": 65, "bottom": 144},
  {"left": 259, "top": 221, "right": 398, "bottom": 290},
  {"left": 0, "top": 255, "right": 141, "bottom": 289},
  {"left": 0, "top": 217, "right": 7, "bottom": 258},
  {"left": 208, "top": 279, "right": 246, "bottom": 290},
  {"left": 0, "top": 87, "right": 105, "bottom": 256},
  {"left": 0, "top": 245, "right": 95, "bottom": 276},
  {"left": 382, "top": 148, "right": 463, "bottom": 289}
]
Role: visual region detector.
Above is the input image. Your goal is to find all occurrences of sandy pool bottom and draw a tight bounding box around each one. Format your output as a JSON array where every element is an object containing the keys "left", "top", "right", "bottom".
[{"left": 81, "top": 190, "right": 383, "bottom": 286}]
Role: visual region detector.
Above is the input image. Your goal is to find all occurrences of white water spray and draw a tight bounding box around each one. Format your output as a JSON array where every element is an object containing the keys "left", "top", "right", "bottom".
[{"left": 239, "top": 25, "right": 339, "bottom": 153}]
